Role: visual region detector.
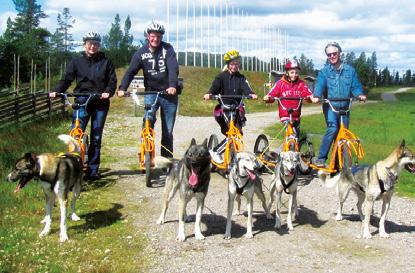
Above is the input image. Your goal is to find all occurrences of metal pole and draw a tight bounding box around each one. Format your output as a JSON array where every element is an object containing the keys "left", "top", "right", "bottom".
[
  {"left": 185, "top": 0, "right": 189, "bottom": 66},
  {"left": 200, "top": 0, "right": 203, "bottom": 67},
  {"left": 193, "top": 0, "right": 196, "bottom": 66},
  {"left": 167, "top": 0, "right": 170, "bottom": 43},
  {"left": 207, "top": 0, "right": 210, "bottom": 68}
]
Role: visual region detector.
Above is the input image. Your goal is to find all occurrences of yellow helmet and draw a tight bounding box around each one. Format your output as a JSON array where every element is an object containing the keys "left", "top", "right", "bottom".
[{"left": 223, "top": 50, "right": 241, "bottom": 63}]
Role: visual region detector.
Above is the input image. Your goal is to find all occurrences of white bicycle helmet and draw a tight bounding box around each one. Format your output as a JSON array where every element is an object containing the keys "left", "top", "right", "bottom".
[
  {"left": 146, "top": 21, "right": 165, "bottom": 35},
  {"left": 83, "top": 31, "right": 101, "bottom": 43}
]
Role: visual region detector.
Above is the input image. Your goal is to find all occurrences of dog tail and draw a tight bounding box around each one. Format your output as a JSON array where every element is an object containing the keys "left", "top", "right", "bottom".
[
  {"left": 318, "top": 170, "right": 341, "bottom": 188},
  {"left": 154, "top": 156, "right": 173, "bottom": 169},
  {"left": 58, "top": 134, "right": 80, "bottom": 154}
]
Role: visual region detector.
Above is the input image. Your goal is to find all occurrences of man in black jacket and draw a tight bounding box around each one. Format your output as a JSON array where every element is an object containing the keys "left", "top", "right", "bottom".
[
  {"left": 50, "top": 31, "right": 117, "bottom": 181},
  {"left": 117, "top": 21, "right": 179, "bottom": 158}
]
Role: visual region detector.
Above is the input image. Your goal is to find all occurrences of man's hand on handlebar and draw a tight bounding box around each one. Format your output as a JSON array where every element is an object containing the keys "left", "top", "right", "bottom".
[
  {"left": 166, "top": 87, "right": 176, "bottom": 95},
  {"left": 310, "top": 96, "right": 320, "bottom": 103},
  {"left": 358, "top": 95, "right": 367, "bottom": 102},
  {"left": 49, "top": 92, "right": 57, "bottom": 98},
  {"left": 117, "top": 90, "right": 125, "bottom": 97},
  {"left": 203, "top": 93, "right": 211, "bottom": 100},
  {"left": 250, "top": 94, "right": 258, "bottom": 100}
]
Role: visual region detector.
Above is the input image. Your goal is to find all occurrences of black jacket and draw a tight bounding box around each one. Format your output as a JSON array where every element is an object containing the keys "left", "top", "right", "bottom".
[
  {"left": 54, "top": 52, "right": 117, "bottom": 96},
  {"left": 119, "top": 41, "right": 179, "bottom": 92},
  {"left": 209, "top": 70, "right": 254, "bottom": 104}
]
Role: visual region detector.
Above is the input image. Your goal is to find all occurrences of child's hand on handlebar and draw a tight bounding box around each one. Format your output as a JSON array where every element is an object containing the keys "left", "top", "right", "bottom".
[
  {"left": 203, "top": 94, "right": 211, "bottom": 100},
  {"left": 101, "top": 92, "right": 110, "bottom": 99},
  {"left": 250, "top": 94, "right": 258, "bottom": 100},
  {"left": 49, "top": 92, "right": 57, "bottom": 98},
  {"left": 310, "top": 96, "right": 320, "bottom": 103}
]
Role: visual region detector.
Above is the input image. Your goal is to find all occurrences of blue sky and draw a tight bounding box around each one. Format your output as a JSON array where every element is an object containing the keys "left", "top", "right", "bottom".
[{"left": 1, "top": 0, "right": 414, "bottom": 74}]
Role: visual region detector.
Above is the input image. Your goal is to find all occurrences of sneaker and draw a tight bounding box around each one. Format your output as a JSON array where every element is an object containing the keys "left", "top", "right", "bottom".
[
  {"left": 312, "top": 158, "right": 326, "bottom": 167},
  {"left": 209, "top": 150, "right": 224, "bottom": 164}
]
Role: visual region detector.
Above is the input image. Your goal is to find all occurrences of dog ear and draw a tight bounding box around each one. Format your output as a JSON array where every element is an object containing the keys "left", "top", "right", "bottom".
[
  {"left": 24, "top": 152, "right": 36, "bottom": 166},
  {"left": 400, "top": 139, "right": 405, "bottom": 148},
  {"left": 190, "top": 138, "right": 196, "bottom": 147},
  {"left": 202, "top": 138, "right": 208, "bottom": 148}
]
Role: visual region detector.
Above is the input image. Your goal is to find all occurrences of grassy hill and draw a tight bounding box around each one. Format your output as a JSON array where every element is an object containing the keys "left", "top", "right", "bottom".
[{"left": 115, "top": 65, "right": 271, "bottom": 116}]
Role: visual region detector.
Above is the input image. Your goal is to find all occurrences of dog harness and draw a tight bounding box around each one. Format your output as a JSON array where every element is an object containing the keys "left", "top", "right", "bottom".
[
  {"left": 279, "top": 163, "right": 297, "bottom": 194},
  {"left": 377, "top": 167, "right": 398, "bottom": 193}
]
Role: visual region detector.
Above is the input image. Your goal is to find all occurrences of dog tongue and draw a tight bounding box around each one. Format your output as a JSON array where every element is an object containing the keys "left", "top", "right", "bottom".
[
  {"left": 247, "top": 169, "right": 256, "bottom": 180},
  {"left": 189, "top": 169, "right": 199, "bottom": 186}
]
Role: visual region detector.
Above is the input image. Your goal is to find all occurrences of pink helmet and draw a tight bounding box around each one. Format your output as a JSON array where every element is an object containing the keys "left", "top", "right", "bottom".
[{"left": 284, "top": 60, "right": 301, "bottom": 71}]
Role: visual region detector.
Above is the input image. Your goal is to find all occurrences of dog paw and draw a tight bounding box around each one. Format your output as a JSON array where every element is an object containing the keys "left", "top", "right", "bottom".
[
  {"left": 274, "top": 223, "right": 281, "bottom": 229},
  {"left": 224, "top": 233, "right": 232, "bottom": 240},
  {"left": 60, "top": 233, "right": 69, "bottom": 242},
  {"left": 71, "top": 213, "right": 81, "bottom": 221},
  {"left": 335, "top": 214, "right": 343, "bottom": 221},
  {"left": 379, "top": 231, "right": 390, "bottom": 238},
  {"left": 288, "top": 225, "right": 294, "bottom": 231},
  {"left": 244, "top": 233, "right": 253, "bottom": 239},
  {"left": 176, "top": 233, "right": 186, "bottom": 242},
  {"left": 232, "top": 210, "right": 242, "bottom": 216},
  {"left": 195, "top": 233, "right": 205, "bottom": 240},
  {"left": 40, "top": 218, "right": 48, "bottom": 224},
  {"left": 39, "top": 229, "right": 50, "bottom": 238},
  {"left": 363, "top": 231, "right": 372, "bottom": 239}
]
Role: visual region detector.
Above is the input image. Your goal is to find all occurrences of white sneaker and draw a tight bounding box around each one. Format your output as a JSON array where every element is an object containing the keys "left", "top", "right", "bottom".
[{"left": 209, "top": 150, "right": 224, "bottom": 164}]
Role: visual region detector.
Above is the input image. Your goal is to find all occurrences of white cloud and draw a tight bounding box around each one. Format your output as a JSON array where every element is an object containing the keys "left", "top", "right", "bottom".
[{"left": 0, "top": 0, "right": 414, "bottom": 72}]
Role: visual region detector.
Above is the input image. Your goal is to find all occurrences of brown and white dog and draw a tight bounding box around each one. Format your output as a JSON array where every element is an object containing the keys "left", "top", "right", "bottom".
[
  {"left": 156, "top": 138, "right": 211, "bottom": 242},
  {"left": 319, "top": 140, "right": 415, "bottom": 239},
  {"left": 7, "top": 135, "right": 82, "bottom": 242}
]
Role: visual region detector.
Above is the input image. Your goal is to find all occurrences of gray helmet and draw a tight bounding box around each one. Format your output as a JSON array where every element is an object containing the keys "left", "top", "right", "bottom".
[
  {"left": 146, "top": 21, "right": 165, "bottom": 35},
  {"left": 83, "top": 31, "right": 101, "bottom": 43},
  {"left": 325, "top": 42, "right": 342, "bottom": 54}
]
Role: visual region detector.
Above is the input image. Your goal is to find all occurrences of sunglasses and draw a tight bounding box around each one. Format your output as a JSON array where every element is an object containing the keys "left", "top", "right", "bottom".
[{"left": 327, "top": 52, "right": 338, "bottom": 57}]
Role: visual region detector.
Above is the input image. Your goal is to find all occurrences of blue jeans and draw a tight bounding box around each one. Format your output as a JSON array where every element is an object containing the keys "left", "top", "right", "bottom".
[
  {"left": 72, "top": 98, "right": 109, "bottom": 175},
  {"left": 144, "top": 94, "right": 178, "bottom": 158},
  {"left": 317, "top": 104, "right": 349, "bottom": 161}
]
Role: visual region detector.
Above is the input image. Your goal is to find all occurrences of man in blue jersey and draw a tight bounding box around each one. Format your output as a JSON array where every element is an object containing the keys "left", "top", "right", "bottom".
[{"left": 118, "top": 22, "right": 180, "bottom": 158}]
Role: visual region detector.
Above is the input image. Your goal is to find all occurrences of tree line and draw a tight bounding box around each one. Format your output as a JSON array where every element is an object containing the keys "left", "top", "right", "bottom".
[{"left": 1, "top": 0, "right": 414, "bottom": 89}]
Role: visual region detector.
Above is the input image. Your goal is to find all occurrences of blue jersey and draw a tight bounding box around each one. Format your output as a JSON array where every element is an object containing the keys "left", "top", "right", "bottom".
[{"left": 119, "top": 41, "right": 179, "bottom": 92}]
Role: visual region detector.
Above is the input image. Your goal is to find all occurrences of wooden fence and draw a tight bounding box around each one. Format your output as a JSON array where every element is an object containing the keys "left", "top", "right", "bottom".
[{"left": 0, "top": 88, "right": 65, "bottom": 128}]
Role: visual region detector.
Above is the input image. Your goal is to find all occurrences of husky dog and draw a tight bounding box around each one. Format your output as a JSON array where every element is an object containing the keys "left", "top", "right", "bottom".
[
  {"left": 7, "top": 135, "right": 82, "bottom": 242},
  {"left": 156, "top": 138, "right": 211, "bottom": 242},
  {"left": 269, "top": 151, "right": 301, "bottom": 231},
  {"left": 319, "top": 140, "right": 415, "bottom": 239},
  {"left": 224, "top": 152, "right": 272, "bottom": 239}
]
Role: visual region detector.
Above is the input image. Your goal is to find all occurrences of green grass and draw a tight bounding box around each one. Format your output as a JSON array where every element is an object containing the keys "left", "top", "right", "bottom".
[
  {"left": 0, "top": 116, "right": 148, "bottom": 272},
  {"left": 264, "top": 90, "right": 415, "bottom": 198}
]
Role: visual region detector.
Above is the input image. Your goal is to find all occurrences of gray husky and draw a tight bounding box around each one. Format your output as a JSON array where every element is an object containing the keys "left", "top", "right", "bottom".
[
  {"left": 156, "top": 138, "right": 211, "bottom": 242},
  {"left": 319, "top": 140, "right": 415, "bottom": 239},
  {"left": 268, "top": 151, "right": 301, "bottom": 231},
  {"left": 7, "top": 135, "right": 82, "bottom": 242},
  {"left": 224, "top": 152, "right": 272, "bottom": 239}
]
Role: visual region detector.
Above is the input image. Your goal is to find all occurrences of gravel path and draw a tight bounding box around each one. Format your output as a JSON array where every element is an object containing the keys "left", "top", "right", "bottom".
[{"left": 102, "top": 96, "right": 415, "bottom": 273}]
